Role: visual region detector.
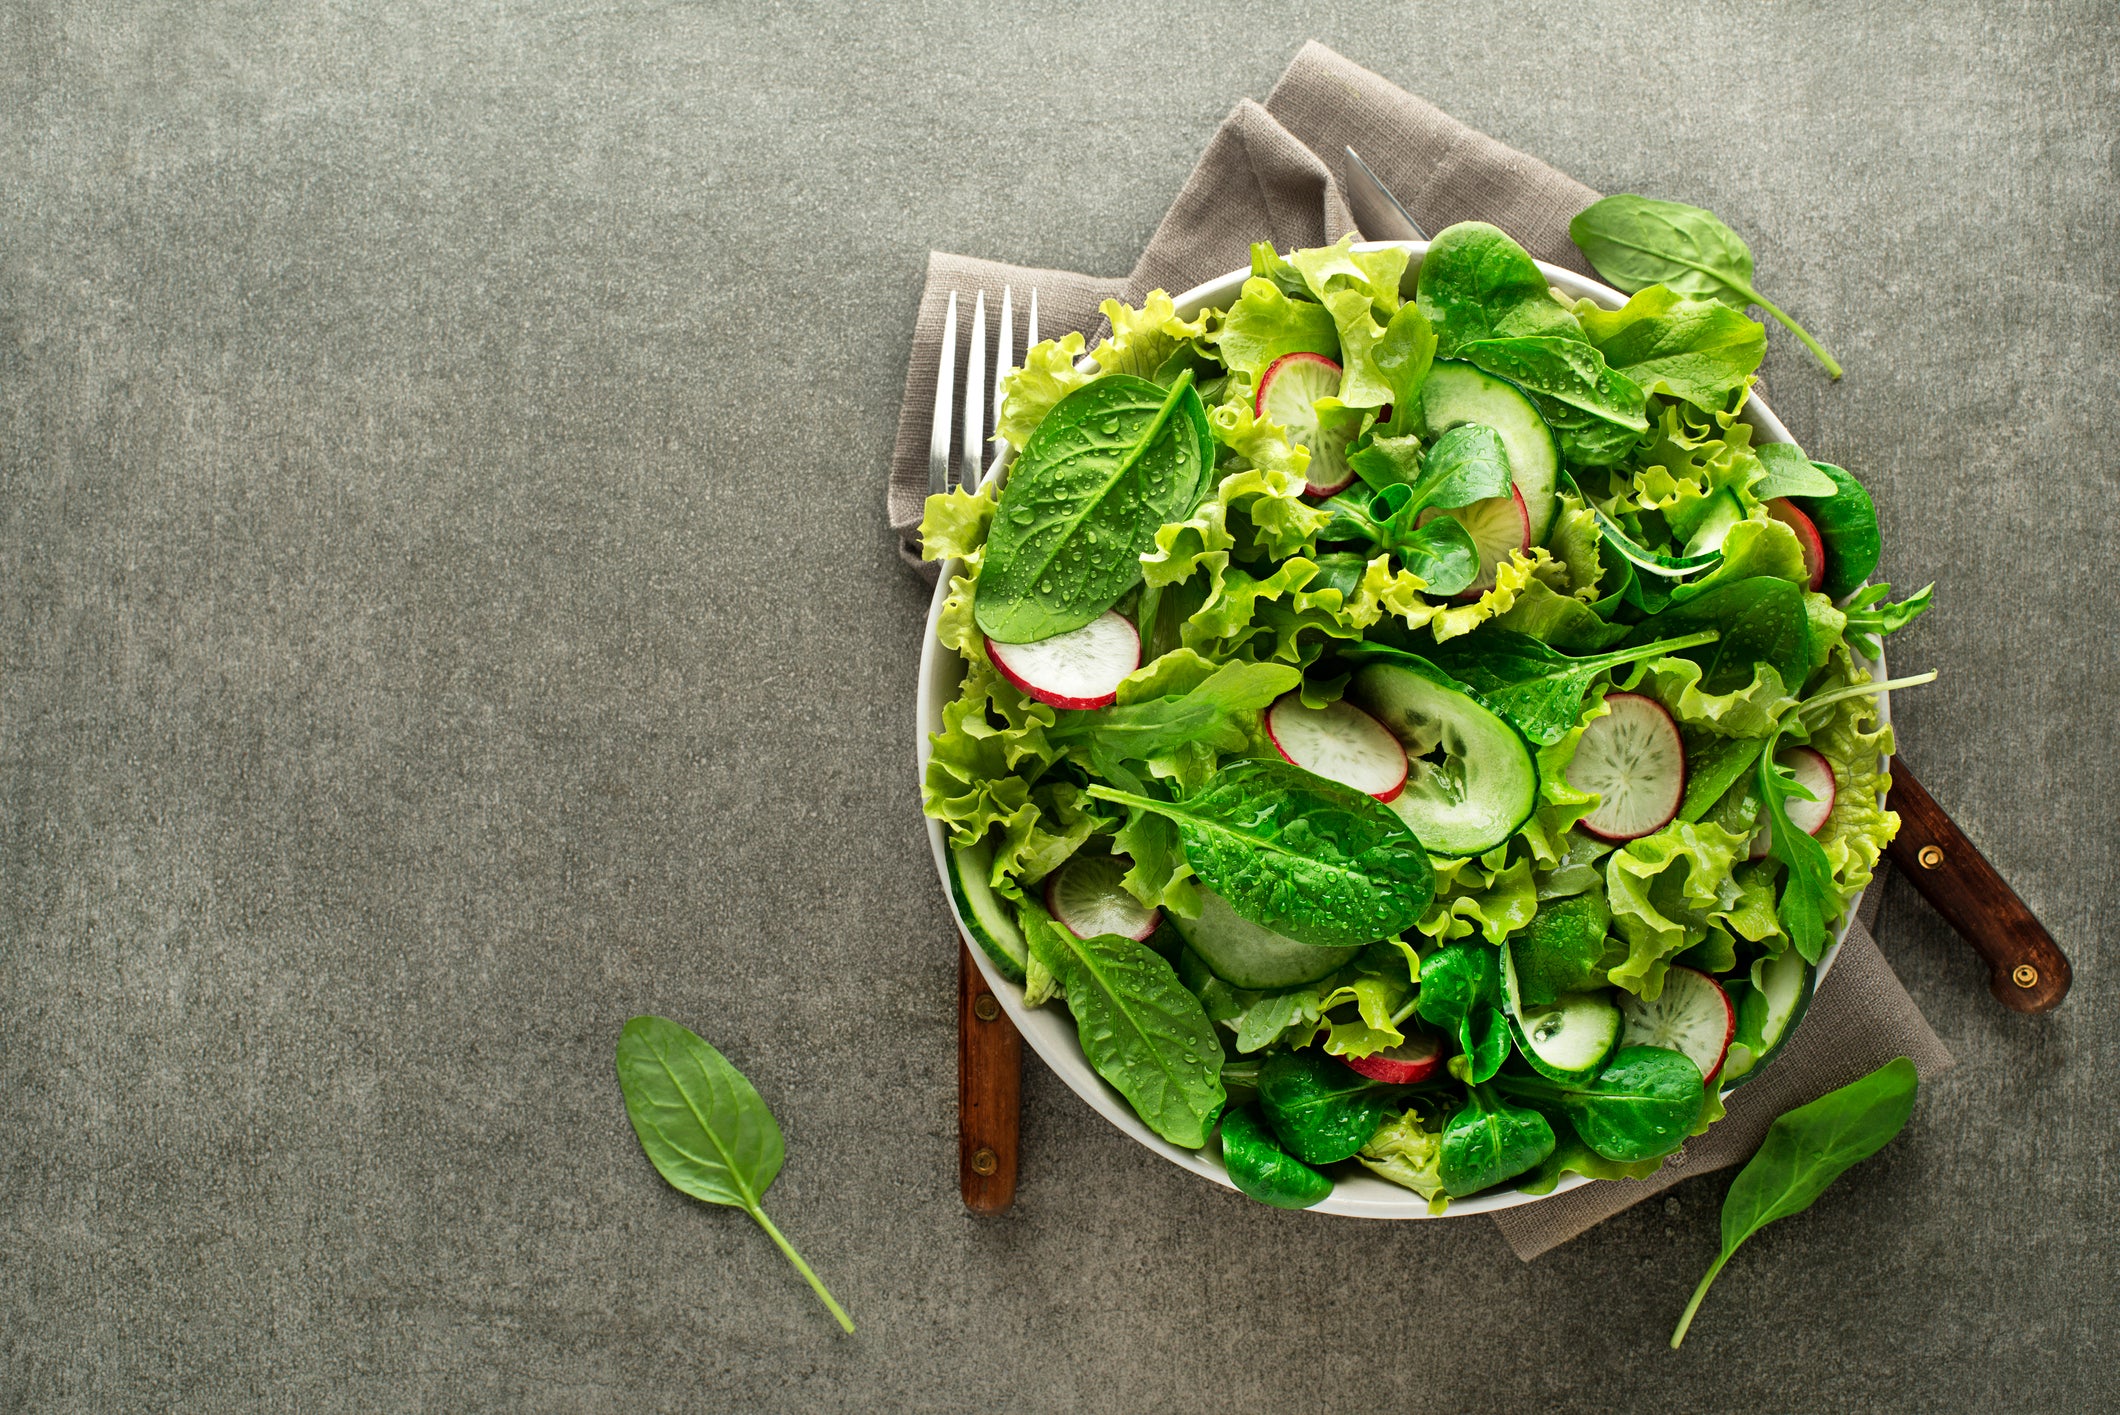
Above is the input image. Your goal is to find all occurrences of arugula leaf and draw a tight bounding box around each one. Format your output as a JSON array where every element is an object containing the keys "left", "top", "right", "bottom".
[
  {"left": 1841, "top": 582, "right": 1934, "bottom": 659},
  {"left": 1670, "top": 1057, "right": 1920, "bottom": 1347},
  {"left": 1493, "top": 1044, "right": 1706, "bottom": 1162},
  {"left": 1439, "top": 1085, "right": 1556, "bottom": 1196},
  {"left": 1415, "top": 221, "right": 1584, "bottom": 357},
  {"left": 1569, "top": 194, "right": 1842, "bottom": 379},
  {"left": 1456, "top": 336, "right": 1650, "bottom": 432},
  {"left": 1022, "top": 899, "right": 1227, "bottom": 1147},
  {"left": 977, "top": 370, "right": 1209, "bottom": 644},
  {"left": 615, "top": 1016, "right": 855, "bottom": 1332},
  {"left": 1420, "top": 627, "right": 1722, "bottom": 745},
  {"left": 1572, "top": 284, "right": 1765, "bottom": 412},
  {"left": 1088, "top": 759, "right": 1437, "bottom": 948}
]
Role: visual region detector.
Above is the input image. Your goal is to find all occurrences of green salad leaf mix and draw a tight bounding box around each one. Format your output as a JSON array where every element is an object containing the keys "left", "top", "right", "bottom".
[{"left": 921, "top": 216, "right": 1931, "bottom": 1211}]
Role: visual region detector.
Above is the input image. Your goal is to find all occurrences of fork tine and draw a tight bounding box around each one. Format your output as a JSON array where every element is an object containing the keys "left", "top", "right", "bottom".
[
  {"left": 928, "top": 291, "right": 957, "bottom": 500},
  {"left": 1026, "top": 287, "right": 1039, "bottom": 351},
  {"left": 992, "top": 286, "right": 1013, "bottom": 442},
  {"left": 961, "top": 291, "right": 986, "bottom": 491}
]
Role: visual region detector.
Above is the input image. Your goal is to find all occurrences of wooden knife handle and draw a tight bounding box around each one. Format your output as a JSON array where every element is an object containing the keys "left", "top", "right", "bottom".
[
  {"left": 958, "top": 942, "right": 1022, "bottom": 1213},
  {"left": 1884, "top": 757, "right": 2071, "bottom": 1013}
]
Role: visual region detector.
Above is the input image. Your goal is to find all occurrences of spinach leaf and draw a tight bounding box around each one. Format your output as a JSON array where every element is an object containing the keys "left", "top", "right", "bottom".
[
  {"left": 1439, "top": 1085, "right": 1556, "bottom": 1196},
  {"left": 1372, "top": 302, "right": 1438, "bottom": 435},
  {"left": 1456, "top": 336, "right": 1649, "bottom": 432},
  {"left": 1257, "top": 1049, "right": 1400, "bottom": 1165},
  {"left": 1569, "top": 195, "right": 1842, "bottom": 379},
  {"left": 1677, "top": 734, "right": 1769, "bottom": 823},
  {"left": 1022, "top": 903, "right": 1227, "bottom": 1147},
  {"left": 1795, "top": 461, "right": 1882, "bottom": 598},
  {"left": 1752, "top": 442, "right": 1839, "bottom": 501},
  {"left": 1506, "top": 893, "right": 1622, "bottom": 1007},
  {"left": 1420, "top": 627, "right": 1721, "bottom": 745},
  {"left": 977, "top": 370, "right": 1209, "bottom": 644},
  {"left": 1670, "top": 1057, "right": 1919, "bottom": 1347},
  {"left": 1575, "top": 284, "right": 1765, "bottom": 413},
  {"left": 1413, "top": 942, "right": 1512, "bottom": 1084},
  {"left": 615, "top": 1016, "right": 855, "bottom": 1332},
  {"left": 1220, "top": 1103, "right": 1334, "bottom": 1209},
  {"left": 1416, "top": 221, "right": 1583, "bottom": 357},
  {"left": 1494, "top": 1045, "right": 1705, "bottom": 1162},
  {"left": 1623, "top": 577, "right": 1813, "bottom": 696},
  {"left": 1089, "top": 760, "right": 1438, "bottom": 947},
  {"left": 1536, "top": 394, "right": 1652, "bottom": 468}
]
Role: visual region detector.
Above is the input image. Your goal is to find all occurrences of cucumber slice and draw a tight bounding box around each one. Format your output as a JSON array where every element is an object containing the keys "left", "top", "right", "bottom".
[
  {"left": 947, "top": 836, "right": 1027, "bottom": 983},
  {"left": 1169, "top": 888, "right": 1361, "bottom": 991},
  {"left": 1418, "top": 360, "right": 1560, "bottom": 543},
  {"left": 1721, "top": 949, "right": 1814, "bottom": 1086},
  {"left": 1508, "top": 990, "right": 1623, "bottom": 1084},
  {"left": 1618, "top": 965, "right": 1735, "bottom": 1082},
  {"left": 1349, "top": 660, "right": 1538, "bottom": 857}
]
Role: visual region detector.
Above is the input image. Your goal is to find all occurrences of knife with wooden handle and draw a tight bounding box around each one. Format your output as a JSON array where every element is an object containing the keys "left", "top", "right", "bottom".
[
  {"left": 958, "top": 942, "right": 1022, "bottom": 1212},
  {"left": 1884, "top": 758, "right": 2071, "bottom": 1013}
]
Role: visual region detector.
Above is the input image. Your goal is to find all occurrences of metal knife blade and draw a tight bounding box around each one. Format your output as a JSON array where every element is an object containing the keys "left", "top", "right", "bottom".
[{"left": 1342, "top": 147, "right": 1427, "bottom": 243}]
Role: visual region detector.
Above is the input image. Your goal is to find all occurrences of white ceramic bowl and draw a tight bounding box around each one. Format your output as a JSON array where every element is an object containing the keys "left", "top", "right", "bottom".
[{"left": 917, "top": 242, "right": 1885, "bottom": 1218}]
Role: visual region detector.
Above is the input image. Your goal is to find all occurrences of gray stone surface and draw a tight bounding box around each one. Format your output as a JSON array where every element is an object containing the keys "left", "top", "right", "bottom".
[{"left": 3, "top": 2, "right": 2115, "bottom": 1410}]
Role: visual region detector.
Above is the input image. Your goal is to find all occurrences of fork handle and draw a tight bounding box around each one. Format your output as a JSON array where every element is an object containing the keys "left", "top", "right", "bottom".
[
  {"left": 958, "top": 942, "right": 1022, "bottom": 1212},
  {"left": 1884, "top": 757, "right": 2071, "bottom": 1013}
]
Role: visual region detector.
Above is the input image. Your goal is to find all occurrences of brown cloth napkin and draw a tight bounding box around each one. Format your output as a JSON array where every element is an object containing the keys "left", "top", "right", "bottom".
[{"left": 891, "top": 41, "right": 1951, "bottom": 1257}]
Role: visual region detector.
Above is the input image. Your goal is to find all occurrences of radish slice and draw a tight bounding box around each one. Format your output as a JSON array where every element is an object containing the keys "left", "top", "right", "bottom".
[
  {"left": 1417, "top": 486, "right": 1530, "bottom": 596},
  {"left": 1256, "top": 352, "right": 1356, "bottom": 496},
  {"left": 986, "top": 611, "right": 1139, "bottom": 710},
  {"left": 1343, "top": 1032, "right": 1441, "bottom": 1086},
  {"left": 1567, "top": 692, "right": 1686, "bottom": 842},
  {"left": 1266, "top": 692, "right": 1410, "bottom": 802},
  {"left": 1619, "top": 965, "right": 1735, "bottom": 1083},
  {"left": 1766, "top": 498, "right": 1826, "bottom": 592},
  {"left": 1749, "top": 746, "right": 1837, "bottom": 860},
  {"left": 1044, "top": 854, "right": 1160, "bottom": 943}
]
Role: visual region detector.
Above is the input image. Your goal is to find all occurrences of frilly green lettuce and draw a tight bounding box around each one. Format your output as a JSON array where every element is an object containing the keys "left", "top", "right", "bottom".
[
  {"left": 1418, "top": 847, "right": 1537, "bottom": 946},
  {"left": 1208, "top": 275, "right": 1340, "bottom": 379},
  {"left": 1515, "top": 688, "right": 1612, "bottom": 868},
  {"left": 1360, "top": 1108, "right": 1451, "bottom": 1210},
  {"left": 922, "top": 659, "right": 1061, "bottom": 843},
  {"left": 1087, "top": 291, "right": 1210, "bottom": 379},
  {"left": 1200, "top": 941, "right": 1417, "bottom": 1057},
  {"left": 1801, "top": 650, "right": 1902, "bottom": 913},
  {"left": 995, "top": 332, "right": 1094, "bottom": 452},
  {"left": 1619, "top": 654, "right": 1798, "bottom": 740},
  {"left": 919, "top": 482, "right": 999, "bottom": 562},
  {"left": 1542, "top": 490, "right": 1606, "bottom": 600},
  {"left": 1604, "top": 819, "right": 1756, "bottom": 999}
]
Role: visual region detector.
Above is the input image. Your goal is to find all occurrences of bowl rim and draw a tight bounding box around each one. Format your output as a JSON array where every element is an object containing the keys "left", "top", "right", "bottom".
[{"left": 916, "top": 240, "right": 1883, "bottom": 1218}]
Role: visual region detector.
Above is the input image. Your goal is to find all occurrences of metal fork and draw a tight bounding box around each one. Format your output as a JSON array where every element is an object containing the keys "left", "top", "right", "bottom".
[{"left": 927, "top": 286, "right": 1039, "bottom": 501}]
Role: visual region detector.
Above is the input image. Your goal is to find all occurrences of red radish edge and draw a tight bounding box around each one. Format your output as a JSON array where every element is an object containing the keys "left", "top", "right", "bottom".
[
  {"left": 1343, "top": 1033, "right": 1440, "bottom": 1086},
  {"left": 1749, "top": 746, "right": 1837, "bottom": 859},
  {"left": 1672, "top": 965, "right": 1736, "bottom": 1084},
  {"left": 1571, "top": 692, "right": 1686, "bottom": 842},
  {"left": 1265, "top": 692, "right": 1410, "bottom": 803},
  {"left": 986, "top": 611, "right": 1140, "bottom": 710},
  {"left": 1419, "top": 486, "right": 1531, "bottom": 599},
  {"left": 1767, "top": 498, "right": 1827, "bottom": 592},
  {"left": 1256, "top": 352, "right": 1355, "bottom": 498}
]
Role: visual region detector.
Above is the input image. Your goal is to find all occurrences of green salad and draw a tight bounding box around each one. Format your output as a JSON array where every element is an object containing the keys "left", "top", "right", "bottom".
[{"left": 920, "top": 217, "right": 1932, "bottom": 1211}]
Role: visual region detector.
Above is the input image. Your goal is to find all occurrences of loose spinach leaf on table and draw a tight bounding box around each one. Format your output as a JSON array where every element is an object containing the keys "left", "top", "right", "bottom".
[
  {"left": 1022, "top": 902, "right": 1227, "bottom": 1148},
  {"left": 1415, "top": 221, "right": 1584, "bottom": 357},
  {"left": 1574, "top": 284, "right": 1766, "bottom": 412},
  {"left": 1456, "top": 336, "right": 1649, "bottom": 433},
  {"left": 1419, "top": 627, "right": 1721, "bottom": 745},
  {"left": 1413, "top": 942, "right": 1512, "bottom": 1085},
  {"left": 1257, "top": 1049, "right": 1405, "bottom": 1165},
  {"left": 976, "top": 370, "right": 1209, "bottom": 644},
  {"left": 1569, "top": 194, "right": 1843, "bottom": 379},
  {"left": 1493, "top": 1045, "right": 1705, "bottom": 1163},
  {"left": 1439, "top": 1084, "right": 1557, "bottom": 1196},
  {"left": 615, "top": 1016, "right": 855, "bottom": 1332},
  {"left": 1670, "top": 1057, "right": 1920, "bottom": 1347},
  {"left": 1088, "top": 760, "right": 1438, "bottom": 948}
]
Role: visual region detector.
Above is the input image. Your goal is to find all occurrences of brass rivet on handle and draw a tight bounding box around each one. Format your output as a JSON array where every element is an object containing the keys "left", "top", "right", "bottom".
[
  {"left": 2012, "top": 964, "right": 2040, "bottom": 989},
  {"left": 974, "top": 993, "right": 1001, "bottom": 1022},
  {"left": 970, "top": 1147, "right": 998, "bottom": 1175},
  {"left": 1917, "top": 845, "right": 1945, "bottom": 869}
]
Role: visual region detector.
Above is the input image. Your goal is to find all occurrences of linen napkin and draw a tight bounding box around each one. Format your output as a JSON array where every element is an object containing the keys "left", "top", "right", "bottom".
[{"left": 890, "top": 41, "right": 1951, "bottom": 1258}]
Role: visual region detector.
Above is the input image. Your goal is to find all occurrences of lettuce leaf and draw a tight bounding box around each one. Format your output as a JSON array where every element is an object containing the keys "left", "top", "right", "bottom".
[
  {"left": 1418, "top": 848, "right": 1537, "bottom": 946},
  {"left": 1208, "top": 276, "right": 1340, "bottom": 380},
  {"left": 1360, "top": 1108, "right": 1451, "bottom": 1210},
  {"left": 1202, "top": 941, "right": 1417, "bottom": 1057},
  {"left": 1618, "top": 655, "right": 1798, "bottom": 740},
  {"left": 1801, "top": 650, "right": 1902, "bottom": 913},
  {"left": 1088, "top": 292, "right": 1211, "bottom": 380},
  {"left": 918, "top": 482, "right": 999, "bottom": 562},
  {"left": 1604, "top": 819, "right": 1756, "bottom": 998},
  {"left": 994, "top": 333, "right": 1095, "bottom": 452},
  {"left": 1515, "top": 688, "right": 1612, "bottom": 868}
]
